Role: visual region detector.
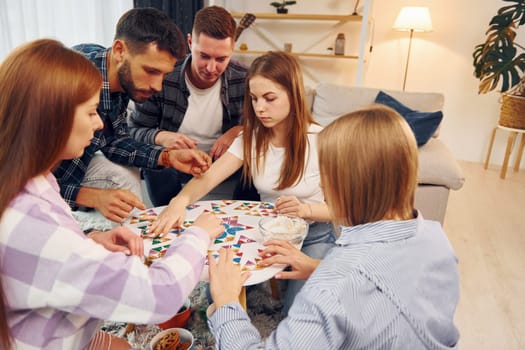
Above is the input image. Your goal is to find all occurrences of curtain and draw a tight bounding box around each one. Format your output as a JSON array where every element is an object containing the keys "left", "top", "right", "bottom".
[
  {"left": 133, "top": 0, "right": 204, "bottom": 36},
  {"left": 0, "top": 0, "right": 133, "bottom": 61}
]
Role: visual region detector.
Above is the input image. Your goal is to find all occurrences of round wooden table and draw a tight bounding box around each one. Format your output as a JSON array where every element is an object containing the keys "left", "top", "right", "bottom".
[{"left": 123, "top": 200, "right": 286, "bottom": 309}]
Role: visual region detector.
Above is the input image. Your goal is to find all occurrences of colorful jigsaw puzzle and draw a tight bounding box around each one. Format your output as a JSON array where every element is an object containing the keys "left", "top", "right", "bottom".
[{"left": 124, "top": 200, "right": 283, "bottom": 283}]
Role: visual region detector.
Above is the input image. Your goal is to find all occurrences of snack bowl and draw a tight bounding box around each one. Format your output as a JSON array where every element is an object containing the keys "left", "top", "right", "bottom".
[
  {"left": 157, "top": 298, "right": 191, "bottom": 330},
  {"left": 149, "top": 327, "right": 194, "bottom": 350},
  {"left": 258, "top": 216, "right": 309, "bottom": 248}
]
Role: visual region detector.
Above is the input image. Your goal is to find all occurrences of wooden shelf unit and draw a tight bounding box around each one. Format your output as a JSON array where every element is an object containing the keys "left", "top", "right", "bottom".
[
  {"left": 229, "top": 1, "right": 372, "bottom": 85},
  {"left": 230, "top": 12, "right": 362, "bottom": 22},
  {"left": 234, "top": 49, "right": 358, "bottom": 60}
]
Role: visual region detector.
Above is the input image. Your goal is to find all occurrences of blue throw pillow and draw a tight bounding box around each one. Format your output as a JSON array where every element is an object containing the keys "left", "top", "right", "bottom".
[{"left": 374, "top": 91, "right": 443, "bottom": 146}]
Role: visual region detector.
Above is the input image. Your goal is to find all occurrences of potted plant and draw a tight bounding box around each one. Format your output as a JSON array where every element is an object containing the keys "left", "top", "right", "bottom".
[
  {"left": 270, "top": 1, "right": 297, "bottom": 14},
  {"left": 473, "top": 0, "right": 525, "bottom": 128}
]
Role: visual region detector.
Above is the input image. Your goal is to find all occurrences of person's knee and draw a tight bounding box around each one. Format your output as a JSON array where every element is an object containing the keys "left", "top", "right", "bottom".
[
  {"left": 99, "top": 165, "right": 142, "bottom": 199},
  {"left": 84, "top": 160, "right": 142, "bottom": 199},
  {"left": 111, "top": 167, "right": 141, "bottom": 193}
]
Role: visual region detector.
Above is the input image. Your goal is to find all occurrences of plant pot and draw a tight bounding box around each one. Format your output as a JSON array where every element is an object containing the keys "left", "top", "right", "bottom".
[
  {"left": 276, "top": 8, "right": 288, "bottom": 14},
  {"left": 157, "top": 298, "right": 191, "bottom": 330},
  {"left": 499, "top": 94, "right": 525, "bottom": 129}
]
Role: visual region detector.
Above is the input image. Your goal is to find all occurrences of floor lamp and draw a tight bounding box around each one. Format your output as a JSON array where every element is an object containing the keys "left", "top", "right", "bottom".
[{"left": 393, "top": 7, "right": 433, "bottom": 91}]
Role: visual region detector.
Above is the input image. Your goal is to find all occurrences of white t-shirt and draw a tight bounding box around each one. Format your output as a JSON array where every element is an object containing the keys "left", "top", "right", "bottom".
[
  {"left": 179, "top": 74, "right": 222, "bottom": 153},
  {"left": 227, "top": 124, "right": 324, "bottom": 204}
]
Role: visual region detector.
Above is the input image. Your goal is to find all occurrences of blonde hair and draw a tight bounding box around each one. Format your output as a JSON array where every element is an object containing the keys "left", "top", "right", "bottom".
[
  {"left": 242, "top": 51, "right": 317, "bottom": 190},
  {"left": 318, "top": 105, "right": 418, "bottom": 227}
]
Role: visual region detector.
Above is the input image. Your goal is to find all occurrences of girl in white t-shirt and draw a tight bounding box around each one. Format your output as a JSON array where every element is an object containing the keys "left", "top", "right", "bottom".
[{"left": 150, "top": 51, "right": 336, "bottom": 313}]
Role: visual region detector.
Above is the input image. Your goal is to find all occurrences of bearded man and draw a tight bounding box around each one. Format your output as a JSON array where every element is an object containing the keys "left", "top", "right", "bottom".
[{"left": 54, "top": 8, "right": 211, "bottom": 223}]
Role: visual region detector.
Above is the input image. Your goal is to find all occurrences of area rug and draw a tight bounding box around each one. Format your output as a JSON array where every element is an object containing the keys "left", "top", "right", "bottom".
[{"left": 103, "top": 281, "right": 284, "bottom": 349}]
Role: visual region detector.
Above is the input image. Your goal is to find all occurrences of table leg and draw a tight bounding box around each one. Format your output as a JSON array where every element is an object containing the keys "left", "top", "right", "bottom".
[
  {"left": 513, "top": 133, "right": 525, "bottom": 172},
  {"left": 484, "top": 127, "right": 498, "bottom": 169},
  {"left": 270, "top": 278, "right": 281, "bottom": 300},
  {"left": 239, "top": 286, "right": 247, "bottom": 310},
  {"left": 501, "top": 131, "right": 517, "bottom": 179}
]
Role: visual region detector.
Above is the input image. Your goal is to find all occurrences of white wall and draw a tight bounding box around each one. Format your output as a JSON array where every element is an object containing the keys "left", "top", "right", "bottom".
[
  {"left": 218, "top": 0, "right": 524, "bottom": 167},
  {"left": 365, "top": 0, "right": 515, "bottom": 167},
  {"left": 0, "top": 0, "right": 133, "bottom": 60},
  {"left": 3, "top": 0, "right": 522, "bottom": 167}
]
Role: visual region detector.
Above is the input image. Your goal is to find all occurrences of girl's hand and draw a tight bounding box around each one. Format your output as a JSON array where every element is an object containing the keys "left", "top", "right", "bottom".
[
  {"left": 193, "top": 212, "right": 225, "bottom": 240},
  {"left": 88, "top": 226, "right": 144, "bottom": 256},
  {"left": 148, "top": 200, "right": 187, "bottom": 237},
  {"left": 209, "top": 248, "right": 251, "bottom": 308},
  {"left": 275, "top": 196, "right": 309, "bottom": 218},
  {"left": 259, "top": 240, "right": 321, "bottom": 280}
]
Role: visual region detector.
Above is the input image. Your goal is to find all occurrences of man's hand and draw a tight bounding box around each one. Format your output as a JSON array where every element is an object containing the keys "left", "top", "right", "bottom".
[
  {"left": 155, "top": 130, "right": 198, "bottom": 149},
  {"left": 209, "top": 248, "right": 251, "bottom": 308},
  {"left": 87, "top": 226, "right": 144, "bottom": 256},
  {"left": 209, "top": 126, "right": 241, "bottom": 160},
  {"left": 77, "top": 188, "right": 146, "bottom": 223},
  {"left": 259, "top": 240, "right": 321, "bottom": 280},
  {"left": 164, "top": 149, "right": 212, "bottom": 177}
]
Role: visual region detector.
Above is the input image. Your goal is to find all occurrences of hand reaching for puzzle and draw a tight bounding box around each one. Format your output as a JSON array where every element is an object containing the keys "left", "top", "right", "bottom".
[
  {"left": 192, "top": 212, "right": 225, "bottom": 241},
  {"left": 208, "top": 248, "right": 251, "bottom": 308},
  {"left": 87, "top": 226, "right": 144, "bottom": 257},
  {"left": 259, "top": 240, "right": 321, "bottom": 280},
  {"left": 148, "top": 200, "right": 188, "bottom": 237}
]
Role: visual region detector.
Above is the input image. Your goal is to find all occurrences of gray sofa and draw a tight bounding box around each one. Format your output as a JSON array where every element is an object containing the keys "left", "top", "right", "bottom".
[{"left": 310, "top": 83, "right": 465, "bottom": 224}]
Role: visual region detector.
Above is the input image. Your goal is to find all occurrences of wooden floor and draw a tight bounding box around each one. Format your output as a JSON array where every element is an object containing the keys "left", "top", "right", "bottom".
[{"left": 443, "top": 161, "right": 525, "bottom": 349}]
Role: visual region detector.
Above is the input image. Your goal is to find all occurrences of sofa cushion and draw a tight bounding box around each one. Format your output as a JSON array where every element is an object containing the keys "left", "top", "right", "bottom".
[
  {"left": 374, "top": 91, "right": 443, "bottom": 146},
  {"left": 418, "top": 138, "right": 465, "bottom": 190},
  {"left": 311, "top": 83, "right": 464, "bottom": 191},
  {"left": 312, "top": 83, "right": 445, "bottom": 137}
]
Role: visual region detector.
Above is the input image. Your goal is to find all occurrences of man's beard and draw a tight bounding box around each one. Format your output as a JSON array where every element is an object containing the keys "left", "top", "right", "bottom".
[{"left": 117, "top": 60, "right": 152, "bottom": 103}]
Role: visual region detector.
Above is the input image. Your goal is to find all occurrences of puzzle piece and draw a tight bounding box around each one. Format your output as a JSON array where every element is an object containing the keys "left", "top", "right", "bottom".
[
  {"left": 237, "top": 234, "right": 257, "bottom": 244},
  {"left": 134, "top": 200, "right": 284, "bottom": 282},
  {"left": 234, "top": 202, "right": 258, "bottom": 211}
]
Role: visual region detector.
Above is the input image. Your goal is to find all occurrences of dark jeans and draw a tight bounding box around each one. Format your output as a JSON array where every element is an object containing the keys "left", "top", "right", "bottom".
[{"left": 142, "top": 167, "right": 259, "bottom": 206}]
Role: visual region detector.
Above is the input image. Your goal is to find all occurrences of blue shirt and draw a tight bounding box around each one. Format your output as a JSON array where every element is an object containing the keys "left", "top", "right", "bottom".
[
  {"left": 208, "top": 213, "right": 460, "bottom": 350},
  {"left": 53, "top": 44, "right": 164, "bottom": 208}
]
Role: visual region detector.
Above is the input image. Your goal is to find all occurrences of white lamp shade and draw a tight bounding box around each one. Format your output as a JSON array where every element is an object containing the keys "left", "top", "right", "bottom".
[{"left": 393, "top": 7, "right": 433, "bottom": 32}]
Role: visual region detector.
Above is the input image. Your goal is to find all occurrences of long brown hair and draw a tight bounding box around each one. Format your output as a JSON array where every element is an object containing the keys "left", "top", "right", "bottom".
[
  {"left": 0, "top": 39, "right": 102, "bottom": 349},
  {"left": 318, "top": 105, "right": 418, "bottom": 227},
  {"left": 242, "top": 51, "right": 317, "bottom": 190}
]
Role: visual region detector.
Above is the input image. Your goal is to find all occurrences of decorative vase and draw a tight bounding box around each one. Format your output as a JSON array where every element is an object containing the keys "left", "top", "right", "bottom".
[{"left": 276, "top": 8, "right": 288, "bottom": 14}]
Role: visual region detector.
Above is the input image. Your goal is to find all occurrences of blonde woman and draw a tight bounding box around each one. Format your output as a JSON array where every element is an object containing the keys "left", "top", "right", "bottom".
[
  {"left": 150, "top": 51, "right": 336, "bottom": 313},
  {"left": 208, "top": 105, "right": 460, "bottom": 349}
]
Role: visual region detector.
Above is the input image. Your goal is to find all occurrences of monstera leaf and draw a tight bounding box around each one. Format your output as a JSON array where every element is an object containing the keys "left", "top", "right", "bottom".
[{"left": 473, "top": 0, "right": 525, "bottom": 94}]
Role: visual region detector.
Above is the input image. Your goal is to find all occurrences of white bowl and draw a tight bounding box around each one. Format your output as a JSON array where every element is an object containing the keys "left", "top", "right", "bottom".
[
  {"left": 258, "top": 216, "right": 308, "bottom": 248},
  {"left": 149, "top": 327, "right": 194, "bottom": 350}
]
